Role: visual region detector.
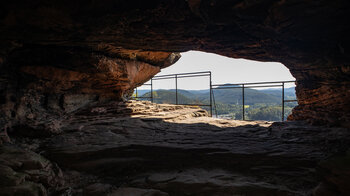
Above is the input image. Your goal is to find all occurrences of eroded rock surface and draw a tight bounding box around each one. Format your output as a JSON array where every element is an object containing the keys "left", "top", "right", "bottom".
[
  {"left": 0, "top": 45, "right": 180, "bottom": 135},
  {"left": 0, "top": 0, "right": 349, "bottom": 128},
  {"left": 2, "top": 101, "right": 348, "bottom": 195},
  {"left": 0, "top": 145, "right": 64, "bottom": 196}
]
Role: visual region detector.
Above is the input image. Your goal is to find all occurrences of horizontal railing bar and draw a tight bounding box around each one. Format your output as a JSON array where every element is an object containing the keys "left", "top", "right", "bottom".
[
  {"left": 152, "top": 73, "right": 210, "bottom": 80},
  {"left": 154, "top": 71, "right": 211, "bottom": 78},
  {"left": 133, "top": 97, "right": 152, "bottom": 98},
  {"left": 213, "top": 86, "right": 244, "bottom": 89},
  {"left": 213, "top": 84, "right": 283, "bottom": 89},
  {"left": 176, "top": 74, "right": 211, "bottom": 79},
  {"left": 139, "top": 84, "right": 152, "bottom": 86},
  {"left": 176, "top": 71, "right": 211, "bottom": 76},
  {"left": 212, "top": 80, "right": 295, "bottom": 86},
  {"left": 284, "top": 100, "right": 297, "bottom": 102},
  {"left": 177, "top": 103, "right": 211, "bottom": 106},
  {"left": 245, "top": 84, "right": 283, "bottom": 88},
  {"left": 152, "top": 77, "right": 175, "bottom": 80}
]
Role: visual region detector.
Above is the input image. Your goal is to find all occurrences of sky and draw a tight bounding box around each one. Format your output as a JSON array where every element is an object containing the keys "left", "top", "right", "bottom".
[{"left": 139, "top": 51, "right": 295, "bottom": 90}]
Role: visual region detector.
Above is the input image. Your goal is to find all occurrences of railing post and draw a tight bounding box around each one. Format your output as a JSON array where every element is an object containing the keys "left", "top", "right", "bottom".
[
  {"left": 135, "top": 87, "right": 138, "bottom": 99},
  {"left": 151, "top": 78, "right": 153, "bottom": 103},
  {"left": 212, "top": 87, "right": 218, "bottom": 118},
  {"left": 282, "top": 82, "right": 285, "bottom": 121},
  {"left": 242, "top": 84, "right": 245, "bottom": 120},
  {"left": 209, "top": 72, "right": 212, "bottom": 117},
  {"left": 175, "top": 75, "right": 178, "bottom": 105}
]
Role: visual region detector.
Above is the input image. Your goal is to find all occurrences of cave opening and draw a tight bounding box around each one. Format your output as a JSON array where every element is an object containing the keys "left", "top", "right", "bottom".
[
  {"left": 1, "top": 0, "right": 350, "bottom": 195},
  {"left": 135, "top": 51, "right": 297, "bottom": 121}
]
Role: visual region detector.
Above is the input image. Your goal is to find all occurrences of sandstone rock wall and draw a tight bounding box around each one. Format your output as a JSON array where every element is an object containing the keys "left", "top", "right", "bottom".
[
  {"left": 0, "top": 0, "right": 350, "bottom": 128},
  {"left": 289, "top": 65, "right": 350, "bottom": 127},
  {"left": 1, "top": 100, "right": 348, "bottom": 195},
  {"left": 0, "top": 44, "right": 179, "bottom": 135}
]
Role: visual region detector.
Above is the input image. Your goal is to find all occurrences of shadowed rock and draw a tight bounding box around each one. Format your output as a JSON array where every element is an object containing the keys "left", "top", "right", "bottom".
[
  {"left": 0, "top": 0, "right": 349, "bottom": 128},
  {"left": 3, "top": 101, "right": 347, "bottom": 195}
]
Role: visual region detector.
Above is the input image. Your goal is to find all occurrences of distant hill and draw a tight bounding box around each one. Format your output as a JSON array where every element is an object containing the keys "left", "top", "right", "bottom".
[
  {"left": 137, "top": 87, "right": 298, "bottom": 121},
  {"left": 139, "top": 87, "right": 289, "bottom": 105},
  {"left": 133, "top": 89, "right": 151, "bottom": 97},
  {"left": 259, "top": 87, "right": 296, "bottom": 100},
  {"left": 135, "top": 87, "right": 296, "bottom": 104},
  {"left": 189, "top": 87, "right": 282, "bottom": 105},
  {"left": 168, "top": 89, "right": 198, "bottom": 98},
  {"left": 142, "top": 90, "right": 203, "bottom": 105}
]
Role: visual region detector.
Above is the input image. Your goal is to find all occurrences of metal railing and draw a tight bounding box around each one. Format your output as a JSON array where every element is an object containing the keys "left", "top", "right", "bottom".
[
  {"left": 211, "top": 81, "right": 297, "bottom": 121},
  {"left": 132, "top": 71, "right": 297, "bottom": 121},
  {"left": 132, "top": 71, "right": 213, "bottom": 116}
]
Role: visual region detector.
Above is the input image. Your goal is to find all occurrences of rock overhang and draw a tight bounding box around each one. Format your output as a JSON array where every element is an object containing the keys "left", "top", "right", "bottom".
[{"left": 0, "top": 0, "right": 349, "bottom": 128}]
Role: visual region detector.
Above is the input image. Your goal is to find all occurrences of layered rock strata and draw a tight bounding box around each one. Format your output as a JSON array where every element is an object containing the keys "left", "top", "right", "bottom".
[
  {"left": 0, "top": 45, "right": 179, "bottom": 136},
  {"left": 1, "top": 101, "right": 349, "bottom": 195},
  {"left": 1, "top": 0, "right": 350, "bottom": 127},
  {"left": 0, "top": 1, "right": 349, "bottom": 195}
]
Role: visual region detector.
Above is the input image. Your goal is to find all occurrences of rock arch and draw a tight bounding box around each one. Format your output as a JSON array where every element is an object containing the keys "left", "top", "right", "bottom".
[{"left": 0, "top": 0, "right": 349, "bottom": 129}]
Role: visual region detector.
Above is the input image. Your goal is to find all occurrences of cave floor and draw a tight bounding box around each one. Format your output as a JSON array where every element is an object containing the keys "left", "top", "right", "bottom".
[{"left": 2, "top": 101, "right": 350, "bottom": 196}]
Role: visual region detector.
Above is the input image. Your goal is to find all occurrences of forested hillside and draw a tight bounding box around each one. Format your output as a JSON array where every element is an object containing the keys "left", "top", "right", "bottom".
[{"left": 137, "top": 87, "right": 297, "bottom": 121}]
